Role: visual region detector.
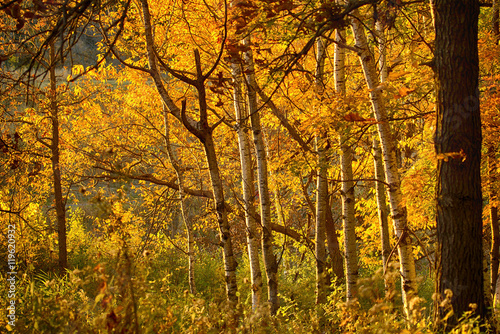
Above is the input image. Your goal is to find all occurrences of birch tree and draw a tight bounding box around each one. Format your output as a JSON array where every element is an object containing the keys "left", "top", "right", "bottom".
[
  {"left": 242, "top": 36, "right": 279, "bottom": 315},
  {"left": 374, "top": 17, "right": 393, "bottom": 298},
  {"left": 230, "top": 45, "right": 263, "bottom": 310},
  {"left": 350, "top": 10, "right": 417, "bottom": 317},
  {"left": 335, "top": 28, "right": 358, "bottom": 303}
]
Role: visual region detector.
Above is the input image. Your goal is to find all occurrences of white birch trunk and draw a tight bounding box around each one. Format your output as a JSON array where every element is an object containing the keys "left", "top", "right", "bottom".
[
  {"left": 335, "top": 29, "right": 359, "bottom": 303},
  {"left": 230, "top": 57, "right": 263, "bottom": 311},
  {"left": 376, "top": 20, "right": 388, "bottom": 83},
  {"left": 375, "top": 19, "right": 393, "bottom": 298},
  {"left": 350, "top": 12, "right": 417, "bottom": 318},
  {"left": 243, "top": 36, "right": 279, "bottom": 315}
]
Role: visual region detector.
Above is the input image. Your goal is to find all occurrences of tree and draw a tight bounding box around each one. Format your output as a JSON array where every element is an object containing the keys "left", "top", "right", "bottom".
[
  {"left": 433, "top": 0, "right": 485, "bottom": 325},
  {"left": 229, "top": 36, "right": 263, "bottom": 311},
  {"left": 335, "top": 28, "right": 359, "bottom": 304},
  {"left": 350, "top": 9, "right": 417, "bottom": 318},
  {"left": 48, "top": 43, "right": 68, "bottom": 273},
  {"left": 314, "top": 36, "right": 328, "bottom": 306},
  {"left": 374, "top": 16, "right": 393, "bottom": 298},
  {"left": 242, "top": 36, "right": 280, "bottom": 315},
  {"left": 137, "top": 0, "right": 239, "bottom": 305}
]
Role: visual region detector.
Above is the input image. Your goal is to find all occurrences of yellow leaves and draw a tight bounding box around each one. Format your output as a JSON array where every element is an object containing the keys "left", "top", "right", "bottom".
[
  {"left": 387, "top": 70, "right": 410, "bottom": 81},
  {"left": 67, "top": 64, "right": 85, "bottom": 82}
]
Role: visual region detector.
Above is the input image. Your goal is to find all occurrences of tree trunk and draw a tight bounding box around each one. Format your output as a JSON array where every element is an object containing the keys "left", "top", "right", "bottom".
[
  {"left": 484, "top": 144, "right": 498, "bottom": 307},
  {"left": 374, "top": 19, "right": 393, "bottom": 298},
  {"left": 433, "top": 0, "right": 485, "bottom": 326},
  {"left": 325, "top": 201, "right": 345, "bottom": 283},
  {"left": 49, "top": 43, "right": 68, "bottom": 274},
  {"left": 203, "top": 131, "right": 239, "bottom": 306},
  {"left": 373, "top": 137, "right": 393, "bottom": 296},
  {"left": 335, "top": 28, "right": 359, "bottom": 303},
  {"left": 243, "top": 36, "right": 279, "bottom": 315},
  {"left": 376, "top": 19, "right": 388, "bottom": 83},
  {"left": 163, "top": 105, "right": 196, "bottom": 295},
  {"left": 493, "top": 0, "right": 499, "bottom": 43},
  {"left": 314, "top": 37, "right": 328, "bottom": 305},
  {"left": 230, "top": 55, "right": 263, "bottom": 311},
  {"left": 140, "top": 0, "right": 238, "bottom": 305},
  {"left": 315, "top": 136, "right": 328, "bottom": 305},
  {"left": 340, "top": 142, "right": 359, "bottom": 303},
  {"left": 350, "top": 11, "right": 417, "bottom": 318}
]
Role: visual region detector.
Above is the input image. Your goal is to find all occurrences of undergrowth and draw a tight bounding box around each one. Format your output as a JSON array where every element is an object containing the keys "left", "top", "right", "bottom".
[{"left": 0, "top": 210, "right": 495, "bottom": 333}]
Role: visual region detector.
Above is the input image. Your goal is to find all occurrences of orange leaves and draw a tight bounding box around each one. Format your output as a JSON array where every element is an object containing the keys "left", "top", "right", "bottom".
[
  {"left": 436, "top": 149, "right": 467, "bottom": 162},
  {"left": 343, "top": 112, "right": 378, "bottom": 124},
  {"left": 395, "top": 86, "right": 416, "bottom": 99}
]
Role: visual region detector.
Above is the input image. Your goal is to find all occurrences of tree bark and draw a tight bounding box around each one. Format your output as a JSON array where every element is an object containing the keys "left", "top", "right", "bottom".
[
  {"left": 314, "top": 37, "right": 328, "bottom": 305},
  {"left": 374, "top": 19, "right": 393, "bottom": 298},
  {"left": 335, "top": 28, "right": 359, "bottom": 303},
  {"left": 163, "top": 105, "right": 196, "bottom": 295},
  {"left": 230, "top": 54, "right": 263, "bottom": 311},
  {"left": 433, "top": 0, "right": 485, "bottom": 326},
  {"left": 325, "top": 202, "right": 345, "bottom": 283},
  {"left": 340, "top": 141, "right": 359, "bottom": 303},
  {"left": 350, "top": 11, "right": 417, "bottom": 318},
  {"left": 203, "top": 131, "right": 239, "bottom": 305},
  {"left": 49, "top": 43, "right": 68, "bottom": 274},
  {"left": 315, "top": 139, "right": 328, "bottom": 304},
  {"left": 484, "top": 144, "right": 498, "bottom": 307},
  {"left": 376, "top": 19, "right": 388, "bottom": 83},
  {"left": 493, "top": 0, "right": 499, "bottom": 43},
  {"left": 243, "top": 36, "right": 279, "bottom": 315},
  {"left": 373, "top": 137, "right": 393, "bottom": 296}
]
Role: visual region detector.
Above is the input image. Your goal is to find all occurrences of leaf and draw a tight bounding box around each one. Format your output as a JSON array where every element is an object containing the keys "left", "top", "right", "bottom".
[
  {"left": 436, "top": 149, "right": 466, "bottom": 162},
  {"left": 387, "top": 70, "right": 409, "bottom": 81},
  {"left": 395, "top": 86, "right": 415, "bottom": 99},
  {"left": 95, "top": 293, "right": 105, "bottom": 303},
  {"left": 343, "top": 112, "right": 366, "bottom": 122}
]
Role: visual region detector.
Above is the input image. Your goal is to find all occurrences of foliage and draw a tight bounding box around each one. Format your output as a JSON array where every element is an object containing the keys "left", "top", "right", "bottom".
[{"left": 1, "top": 0, "right": 499, "bottom": 332}]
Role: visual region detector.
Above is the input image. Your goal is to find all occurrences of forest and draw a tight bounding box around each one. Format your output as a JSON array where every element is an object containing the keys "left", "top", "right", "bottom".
[{"left": 0, "top": 0, "right": 498, "bottom": 332}]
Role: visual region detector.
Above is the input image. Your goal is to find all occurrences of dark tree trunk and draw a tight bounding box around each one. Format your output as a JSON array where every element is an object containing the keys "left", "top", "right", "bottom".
[
  {"left": 433, "top": 0, "right": 485, "bottom": 326},
  {"left": 50, "top": 43, "right": 68, "bottom": 274},
  {"left": 325, "top": 199, "right": 345, "bottom": 283},
  {"left": 140, "top": 0, "right": 239, "bottom": 305}
]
